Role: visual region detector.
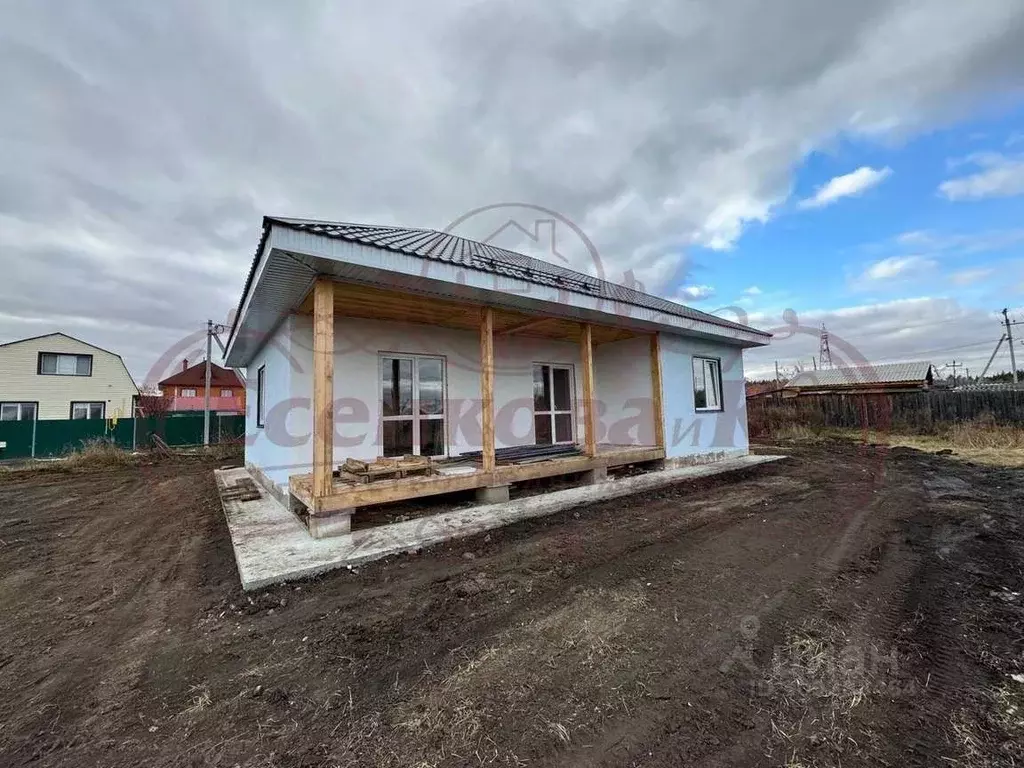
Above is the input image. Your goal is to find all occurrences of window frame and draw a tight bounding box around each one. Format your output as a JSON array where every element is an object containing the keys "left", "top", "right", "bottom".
[
  {"left": 70, "top": 401, "right": 105, "bottom": 420},
  {"left": 256, "top": 365, "right": 266, "bottom": 428},
  {"left": 378, "top": 352, "right": 448, "bottom": 458},
  {"left": 220, "top": 389, "right": 233, "bottom": 398},
  {"left": 692, "top": 356, "right": 724, "bottom": 413},
  {"left": 38, "top": 352, "right": 93, "bottom": 377},
  {"left": 532, "top": 362, "right": 577, "bottom": 445},
  {"left": 0, "top": 401, "right": 38, "bottom": 422}
]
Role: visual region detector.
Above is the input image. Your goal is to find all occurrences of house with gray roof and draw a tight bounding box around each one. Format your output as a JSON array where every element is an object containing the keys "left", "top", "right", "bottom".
[
  {"left": 224, "top": 216, "right": 772, "bottom": 536},
  {"left": 784, "top": 361, "right": 934, "bottom": 396}
]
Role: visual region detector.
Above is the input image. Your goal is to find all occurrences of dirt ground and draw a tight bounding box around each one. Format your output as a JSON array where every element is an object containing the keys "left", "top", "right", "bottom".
[{"left": 1, "top": 442, "right": 1022, "bottom": 767}]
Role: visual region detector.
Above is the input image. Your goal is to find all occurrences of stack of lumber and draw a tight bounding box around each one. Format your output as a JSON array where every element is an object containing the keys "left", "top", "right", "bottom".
[{"left": 337, "top": 455, "right": 435, "bottom": 484}]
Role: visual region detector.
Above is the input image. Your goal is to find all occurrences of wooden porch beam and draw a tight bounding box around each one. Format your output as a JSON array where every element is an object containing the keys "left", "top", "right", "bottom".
[
  {"left": 580, "top": 323, "right": 597, "bottom": 457},
  {"left": 480, "top": 307, "right": 496, "bottom": 473},
  {"left": 650, "top": 333, "right": 665, "bottom": 449},
  {"left": 497, "top": 316, "right": 553, "bottom": 336},
  {"left": 312, "top": 278, "right": 335, "bottom": 498}
]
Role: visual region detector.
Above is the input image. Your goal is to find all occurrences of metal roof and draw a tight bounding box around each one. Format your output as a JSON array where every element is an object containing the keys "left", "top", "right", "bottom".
[
  {"left": 158, "top": 361, "right": 244, "bottom": 389},
  {"left": 256, "top": 216, "right": 764, "bottom": 337},
  {"left": 787, "top": 361, "right": 933, "bottom": 389}
]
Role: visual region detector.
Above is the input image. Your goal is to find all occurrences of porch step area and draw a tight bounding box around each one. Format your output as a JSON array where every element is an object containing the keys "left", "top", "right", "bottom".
[{"left": 215, "top": 454, "right": 787, "bottom": 591}]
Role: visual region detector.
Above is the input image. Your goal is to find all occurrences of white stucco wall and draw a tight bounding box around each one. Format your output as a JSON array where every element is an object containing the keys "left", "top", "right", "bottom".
[
  {"left": 246, "top": 318, "right": 752, "bottom": 491},
  {"left": 659, "top": 332, "right": 749, "bottom": 460},
  {"left": 594, "top": 336, "right": 656, "bottom": 445}
]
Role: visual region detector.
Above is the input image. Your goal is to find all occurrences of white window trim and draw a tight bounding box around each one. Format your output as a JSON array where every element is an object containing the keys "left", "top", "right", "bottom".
[
  {"left": 70, "top": 401, "right": 105, "bottom": 420},
  {"left": 378, "top": 353, "right": 448, "bottom": 458},
  {"left": 0, "top": 402, "right": 37, "bottom": 421},
  {"left": 180, "top": 388, "right": 197, "bottom": 398},
  {"left": 533, "top": 362, "right": 577, "bottom": 445},
  {"left": 693, "top": 356, "right": 724, "bottom": 412},
  {"left": 39, "top": 352, "right": 93, "bottom": 377}
]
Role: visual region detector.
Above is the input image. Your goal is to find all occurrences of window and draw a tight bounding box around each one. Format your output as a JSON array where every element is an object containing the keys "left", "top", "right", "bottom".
[
  {"left": 180, "top": 388, "right": 197, "bottom": 398},
  {"left": 256, "top": 365, "right": 266, "bottom": 428},
  {"left": 39, "top": 353, "right": 92, "bottom": 376},
  {"left": 220, "top": 389, "right": 233, "bottom": 398},
  {"left": 533, "top": 364, "right": 575, "bottom": 444},
  {"left": 0, "top": 402, "right": 37, "bottom": 421},
  {"left": 380, "top": 355, "right": 446, "bottom": 457},
  {"left": 70, "top": 402, "right": 105, "bottom": 420},
  {"left": 692, "top": 357, "right": 723, "bottom": 411}
]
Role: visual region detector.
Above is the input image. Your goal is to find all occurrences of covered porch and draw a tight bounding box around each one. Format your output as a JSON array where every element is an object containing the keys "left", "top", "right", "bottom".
[{"left": 289, "top": 277, "right": 667, "bottom": 533}]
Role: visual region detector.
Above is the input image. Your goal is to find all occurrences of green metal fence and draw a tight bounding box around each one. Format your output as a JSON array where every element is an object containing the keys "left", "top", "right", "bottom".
[{"left": 0, "top": 413, "right": 246, "bottom": 461}]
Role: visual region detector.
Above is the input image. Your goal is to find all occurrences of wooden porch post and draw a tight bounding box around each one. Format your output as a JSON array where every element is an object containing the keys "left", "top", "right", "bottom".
[
  {"left": 312, "top": 278, "right": 335, "bottom": 499},
  {"left": 580, "top": 323, "right": 597, "bottom": 457},
  {"left": 650, "top": 333, "right": 665, "bottom": 449},
  {"left": 480, "top": 307, "right": 496, "bottom": 473}
]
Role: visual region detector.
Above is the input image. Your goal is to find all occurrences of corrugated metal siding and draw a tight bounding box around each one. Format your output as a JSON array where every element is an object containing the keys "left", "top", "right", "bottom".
[
  {"left": 788, "top": 361, "right": 932, "bottom": 389},
  {"left": 0, "top": 334, "right": 138, "bottom": 419}
]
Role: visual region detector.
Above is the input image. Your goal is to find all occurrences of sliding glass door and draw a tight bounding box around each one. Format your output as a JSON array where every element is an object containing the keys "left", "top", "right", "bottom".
[
  {"left": 380, "top": 355, "right": 447, "bottom": 457},
  {"left": 533, "top": 363, "right": 575, "bottom": 445}
]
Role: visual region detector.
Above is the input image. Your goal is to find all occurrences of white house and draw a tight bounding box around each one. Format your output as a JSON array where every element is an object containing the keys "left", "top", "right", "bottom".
[
  {"left": 224, "top": 217, "right": 772, "bottom": 536},
  {"left": 0, "top": 332, "right": 139, "bottom": 421}
]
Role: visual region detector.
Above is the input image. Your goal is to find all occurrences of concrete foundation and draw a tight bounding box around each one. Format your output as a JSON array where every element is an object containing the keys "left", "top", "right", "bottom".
[
  {"left": 581, "top": 466, "right": 608, "bottom": 484},
  {"left": 307, "top": 510, "right": 353, "bottom": 538},
  {"left": 215, "top": 454, "right": 787, "bottom": 590},
  {"left": 476, "top": 484, "right": 510, "bottom": 504}
]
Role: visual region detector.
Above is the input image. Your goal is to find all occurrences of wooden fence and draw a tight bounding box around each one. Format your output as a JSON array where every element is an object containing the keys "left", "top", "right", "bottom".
[{"left": 747, "top": 389, "right": 1024, "bottom": 436}]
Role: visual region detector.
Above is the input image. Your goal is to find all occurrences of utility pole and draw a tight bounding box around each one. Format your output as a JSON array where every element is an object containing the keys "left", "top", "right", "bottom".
[
  {"left": 945, "top": 360, "right": 962, "bottom": 388},
  {"left": 202, "top": 320, "right": 230, "bottom": 446},
  {"left": 1003, "top": 308, "right": 1019, "bottom": 384},
  {"left": 812, "top": 357, "right": 817, "bottom": 371}
]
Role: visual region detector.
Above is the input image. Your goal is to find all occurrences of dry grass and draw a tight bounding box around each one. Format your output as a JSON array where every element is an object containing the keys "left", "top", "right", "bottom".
[
  {"left": 63, "top": 439, "right": 139, "bottom": 470},
  {"left": 759, "top": 619, "right": 900, "bottom": 766},
  {"left": 337, "top": 586, "right": 652, "bottom": 767},
  {"left": 758, "top": 417, "right": 1024, "bottom": 467}
]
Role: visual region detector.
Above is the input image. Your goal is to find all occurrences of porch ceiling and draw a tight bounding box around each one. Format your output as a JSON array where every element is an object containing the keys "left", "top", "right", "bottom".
[{"left": 295, "top": 280, "right": 641, "bottom": 344}]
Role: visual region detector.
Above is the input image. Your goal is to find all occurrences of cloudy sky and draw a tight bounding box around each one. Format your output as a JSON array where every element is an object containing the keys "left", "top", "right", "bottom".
[{"left": 2, "top": 0, "right": 1024, "bottom": 384}]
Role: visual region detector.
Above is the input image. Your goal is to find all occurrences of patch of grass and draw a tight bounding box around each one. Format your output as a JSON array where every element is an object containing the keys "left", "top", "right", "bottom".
[
  {"left": 339, "top": 586, "right": 651, "bottom": 767},
  {"left": 754, "top": 418, "right": 1024, "bottom": 467},
  {"left": 63, "top": 439, "right": 139, "bottom": 470},
  {"left": 760, "top": 619, "right": 902, "bottom": 765}
]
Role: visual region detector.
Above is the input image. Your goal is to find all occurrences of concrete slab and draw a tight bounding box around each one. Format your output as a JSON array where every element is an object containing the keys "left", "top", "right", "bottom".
[{"left": 215, "top": 454, "right": 787, "bottom": 591}]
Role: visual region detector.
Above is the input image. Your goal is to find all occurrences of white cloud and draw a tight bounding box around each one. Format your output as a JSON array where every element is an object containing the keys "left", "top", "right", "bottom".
[
  {"left": 798, "top": 166, "right": 893, "bottom": 209},
  {"left": 950, "top": 267, "right": 995, "bottom": 285},
  {"left": 676, "top": 284, "right": 716, "bottom": 301},
  {"left": 1, "top": 1, "right": 1023, "bottom": 376},
  {"left": 939, "top": 153, "right": 1024, "bottom": 200},
  {"left": 743, "top": 297, "right": 1012, "bottom": 380},
  {"left": 742, "top": 286, "right": 763, "bottom": 296},
  {"left": 862, "top": 255, "right": 936, "bottom": 281}
]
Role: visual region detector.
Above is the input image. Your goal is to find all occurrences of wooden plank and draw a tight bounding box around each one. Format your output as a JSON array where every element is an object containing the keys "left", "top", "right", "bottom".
[
  {"left": 480, "top": 306, "right": 496, "bottom": 473},
  {"left": 497, "top": 316, "right": 554, "bottom": 336},
  {"left": 316, "top": 471, "right": 491, "bottom": 511},
  {"left": 294, "top": 280, "right": 639, "bottom": 343},
  {"left": 312, "top": 278, "right": 335, "bottom": 498},
  {"left": 580, "top": 323, "right": 597, "bottom": 456},
  {"left": 303, "top": 446, "right": 665, "bottom": 512},
  {"left": 650, "top": 333, "right": 665, "bottom": 449}
]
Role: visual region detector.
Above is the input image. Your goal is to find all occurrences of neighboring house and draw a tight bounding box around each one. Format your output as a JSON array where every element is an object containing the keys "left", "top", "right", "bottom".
[
  {"left": 224, "top": 216, "right": 772, "bottom": 536},
  {"left": 0, "top": 332, "right": 139, "bottom": 421},
  {"left": 157, "top": 359, "right": 246, "bottom": 414},
  {"left": 783, "top": 361, "right": 934, "bottom": 396}
]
